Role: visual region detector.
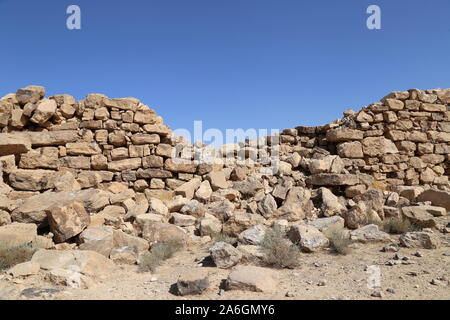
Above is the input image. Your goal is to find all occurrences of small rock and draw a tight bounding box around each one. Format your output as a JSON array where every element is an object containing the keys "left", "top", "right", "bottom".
[
  {"left": 209, "top": 242, "right": 242, "bottom": 269},
  {"left": 386, "top": 288, "right": 396, "bottom": 294},
  {"left": 177, "top": 269, "right": 209, "bottom": 296},
  {"left": 371, "top": 291, "right": 383, "bottom": 298}
]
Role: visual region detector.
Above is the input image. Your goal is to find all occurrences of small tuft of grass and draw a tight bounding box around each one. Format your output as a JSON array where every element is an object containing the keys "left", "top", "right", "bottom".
[
  {"left": 211, "top": 233, "right": 236, "bottom": 246},
  {"left": 325, "top": 226, "right": 352, "bottom": 255},
  {"left": 139, "top": 239, "right": 184, "bottom": 272},
  {"left": 260, "top": 226, "right": 301, "bottom": 269},
  {"left": 0, "top": 242, "right": 37, "bottom": 271},
  {"left": 381, "top": 217, "right": 415, "bottom": 234}
]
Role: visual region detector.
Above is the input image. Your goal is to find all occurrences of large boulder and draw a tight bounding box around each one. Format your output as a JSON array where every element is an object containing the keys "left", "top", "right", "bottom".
[
  {"left": 11, "top": 189, "right": 108, "bottom": 227},
  {"left": 320, "top": 188, "right": 346, "bottom": 217},
  {"left": 46, "top": 201, "right": 90, "bottom": 243},
  {"left": 257, "top": 194, "right": 277, "bottom": 218},
  {"left": 399, "top": 232, "right": 440, "bottom": 249},
  {"left": 401, "top": 206, "right": 437, "bottom": 228},
  {"left": 8, "top": 169, "right": 59, "bottom": 191},
  {"left": 31, "top": 249, "right": 115, "bottom": 276},
  {"left": 416, "top": 189, "right": 450, "bottom": 211},
  {"left": 275, "top": 187, "right": 311, "bottom": 221},
  {"left": 79, "top": 227, "right": 114, "bottom": 257},
  {"left": 30, "top": 99, "right": 57, "bottom": 124},
  {"left": 343, "top": 202, "right": 368, "bottom": 229}
]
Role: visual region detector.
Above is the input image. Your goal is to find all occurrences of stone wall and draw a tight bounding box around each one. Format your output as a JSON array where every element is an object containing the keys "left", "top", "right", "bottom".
[{"left": 0, "top": 85, "right": 449, "bottom": 202}]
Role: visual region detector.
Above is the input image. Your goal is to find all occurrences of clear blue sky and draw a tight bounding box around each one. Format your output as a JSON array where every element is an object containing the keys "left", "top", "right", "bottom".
[{"left": 1, "top": 0, "right": 450, "bottom": 138}]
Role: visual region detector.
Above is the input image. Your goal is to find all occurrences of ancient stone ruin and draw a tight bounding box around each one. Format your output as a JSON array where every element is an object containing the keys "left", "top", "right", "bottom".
[{"left": 0, "top": 85, "right": 449, "bottom": 297}]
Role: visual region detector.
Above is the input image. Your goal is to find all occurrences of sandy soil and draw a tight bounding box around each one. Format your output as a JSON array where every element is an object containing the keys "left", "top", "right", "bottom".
[{"left": 1, "top": 227, "right": 449, "bottom": 301}]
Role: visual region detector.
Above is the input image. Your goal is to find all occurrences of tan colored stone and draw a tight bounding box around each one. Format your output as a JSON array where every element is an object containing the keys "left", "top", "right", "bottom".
[{"left": 30, "top": 99, "right": 57, "bottom": 124}]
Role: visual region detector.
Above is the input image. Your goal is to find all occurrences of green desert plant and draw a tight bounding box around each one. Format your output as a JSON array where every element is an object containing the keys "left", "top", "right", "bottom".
[
  {"left": 139, "top": 239, "right": 184, "bottom": 272},
  {"left": 0, "top": 242, "right": 38, "bottom": 271},
  {"left": 260, "top": 226, "right": 301, "bottom": 269}
]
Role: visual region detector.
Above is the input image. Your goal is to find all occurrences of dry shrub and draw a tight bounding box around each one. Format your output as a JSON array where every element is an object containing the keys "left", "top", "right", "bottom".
[
  {"left": 325, "top": 226, "right": 352, "bottom": 255},
  {"left": 381, "top": 217, "right": 415, "bottom": 234},
  {"left": 139, "top": 239, "right": 184, "bottom": 272},
  {"left": 260, "top": 227, "right": 301, "bottom": 269},
  {"left": 0, "top": 242, "right": 37, "bottom": 270},
  {"left": 211, "top": 233, "right": 236, "bottom": 246}
]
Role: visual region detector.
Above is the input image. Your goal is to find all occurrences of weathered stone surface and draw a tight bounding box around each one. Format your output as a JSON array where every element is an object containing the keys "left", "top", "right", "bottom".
[
  {"left": 350, "top": 224, "right": 391, "bottom": 243},
  {"left": 109, "top": 246, "right": 138, "bottom": 264},
  {"left": 30, "top": 99, "right": 57, "bottom": 124},
  {"left": 238, "top": 224, "right": 267, "bottom": 245},
  {"left": 307, "top": 174, "right": 360, "bottom": 186},
  {"left": 8, "top": 169, "right": 59, "bottom": 191},
  {"left": 222, "top": 212, "right": 265, "bottom": 237},
  {"left": 326, "top": 128, "right": 363, "bottom": 142},
  {"left": 206, "top": 171, "right": 229, "bottom": 190},
  {"left": 337, "top": 141, "right": 364, "bottom": 158},
  {"left": 19, "top": 147, "right": 59, "bottom": 169},
  {"left": 171, "top": 212, "right": 196, "bottom": 227},
  {"left": 399, "top": 232, "right": 440, "bottom": 249},
  {"left": 79, "top": 226, "right": 114, "bottom": 257},
  {"left": 108, "top": 158, "right": 142, "bottom": 171},
  {"left": 343, "top": 202, "right": 368, "bottom": 229},
  {"left": 320, "top": 187, "right": 346, "bottom": 217},
  {"left": 195, "top": 180, "right": 213, "bottom": 202},
  {"left": 8, "top": 261, "right": 40, "bottom": 278},
  {"left": 0, "top": 134, "right": 32, "bottom": 156},
  {"left": 0, "top": 222, "right": 38, "bottom": 246},
  {"left": 401, "top": 206, "right": 437, "bottom": 228},
  {"left": 275, "top": 187, "right": 311, "bottom": 221},
  {"left": 180, "top": 199, "right": 205, "bottom": 218},
  {"left": 32, "top": 249, "right": 115, "bottom": 276},
  {"left": 175, "top": 178, "right": 201, "bottom": 200},
  {"left": 46, "top": 201, "right": 90, "bottom": 243},
  {"left": 66, "top": 143, "right": 101, "bottom": 156},
  {"left": 177, "top": 269, "right": 209, "bottom": 296},
  {"left": 416, "top": 189, "right": 450, "bottom": 211},
  {"left": 307, "top": 216, "right": 345, "bottom": 233},
  {"left": 11, "top": 189, "right": 107, "bottom": 226},
  {"left": 225, "top": 266, "right": 278, "bottom": 293},
  {"left": 165, "top": 159, "right": 198, "bottom": 173},
  {"left": 199, "top": 213, "right": 222, "bottom": 236},
  {"left": 232, "top": 178, "right": 263, "bottom": 198},
  {"left": 209, "top": 241, "right": 242, "bottom": 269},
  {"left": 362, "top": 137, "right": 398, "bottom": 157},
  {"left": 141, "top": 222, "right": 187, "bottom": 245},
  {"left": 287, "top": 224, "right": 329, "bottom": 252},
  {"left": 257, "top": 194, "right": 277, "bottom": 218}
]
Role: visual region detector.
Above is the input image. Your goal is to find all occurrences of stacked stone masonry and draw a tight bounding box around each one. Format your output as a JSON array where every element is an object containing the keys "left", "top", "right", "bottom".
[{"left": 0, "top": 86, "right": 449, "bottom": 199}]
